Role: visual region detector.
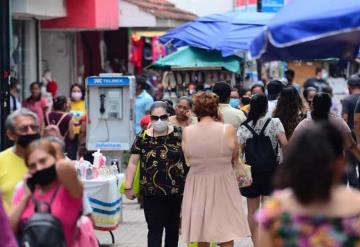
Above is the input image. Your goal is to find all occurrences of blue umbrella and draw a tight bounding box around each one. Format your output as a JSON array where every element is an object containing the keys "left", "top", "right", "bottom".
[
  {"left": 160, "top": 11, "right": 274, "bottom": 57},
  {"left": 251, "top": 0, "right": 360, "bottom": 61}
]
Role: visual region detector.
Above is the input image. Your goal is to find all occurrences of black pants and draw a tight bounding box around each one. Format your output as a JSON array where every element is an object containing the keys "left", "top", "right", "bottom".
[
  {"left": 343, "top": 152, "right": 359, "bottom": 189},
  {"left": 66, "top": 135, "right": 79, "bottom": 160},
  {"left": 143, "top": 195, "right": 182, "bottom": 247}
]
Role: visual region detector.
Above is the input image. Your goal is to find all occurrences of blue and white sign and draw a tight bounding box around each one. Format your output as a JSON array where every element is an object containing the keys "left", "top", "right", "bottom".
[
  {"left": 261, "top": 0, "right": 284, "bottom": 13},
  {"left": 86, "top": 76, "right": 130, "bottom": 87},
  {"left": 95, "top": 142, "right": 130, "bottom": 150}
]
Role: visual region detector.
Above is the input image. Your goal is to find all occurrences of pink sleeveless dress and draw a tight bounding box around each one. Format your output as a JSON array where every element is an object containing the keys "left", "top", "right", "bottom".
[{"left": 181, "top": 122, "right": 250, "bottom": 243}]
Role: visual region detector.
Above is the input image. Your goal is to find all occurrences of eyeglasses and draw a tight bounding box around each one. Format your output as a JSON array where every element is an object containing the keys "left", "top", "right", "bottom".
[
  {"left": 17, "top": 124, "right": 39, "bottom": 134},
  {"left": 150, "top": 114, "right": 169, "bottom": 121}
]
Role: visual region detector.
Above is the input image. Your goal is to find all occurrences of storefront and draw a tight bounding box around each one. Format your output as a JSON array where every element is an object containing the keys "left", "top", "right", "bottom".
[
  {"left": 11, "top": 0, "right": 66, "bottom": 99},
  {"left": 41, "top": 0, "right": 119, "bottom": 95},
  {"left": 118, "top": 0, "right": 197, "bottom": 74}
]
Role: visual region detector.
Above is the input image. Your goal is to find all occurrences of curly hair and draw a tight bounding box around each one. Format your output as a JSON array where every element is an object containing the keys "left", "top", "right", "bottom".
[
  {"left": 273, "top": 86, "right": 304, "bottom": 139},
  {"left": 192, "top": 91, "right": 219, "bottom": 120}
]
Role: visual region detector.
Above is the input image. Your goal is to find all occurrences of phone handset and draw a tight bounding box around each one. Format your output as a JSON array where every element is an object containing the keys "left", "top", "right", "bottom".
[{"left": 100, "top": 94, "right": 106, "bottom": 114}]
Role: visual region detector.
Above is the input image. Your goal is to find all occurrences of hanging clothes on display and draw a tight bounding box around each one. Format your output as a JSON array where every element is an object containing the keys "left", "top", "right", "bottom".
[
  {"left": 152, "top": 37, "right": 166, "bottom": 62},
  {"left": 130, "top": 34, "right": 144, "bottom": 74}
]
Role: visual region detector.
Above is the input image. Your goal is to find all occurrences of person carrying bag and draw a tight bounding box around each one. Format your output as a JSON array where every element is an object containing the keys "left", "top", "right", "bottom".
[{"left": 22, "top": 187, "right": 66, "bottom": 247}]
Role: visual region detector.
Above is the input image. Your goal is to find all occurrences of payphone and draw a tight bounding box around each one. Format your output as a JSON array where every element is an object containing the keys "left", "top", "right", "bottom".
[{"left": 85, "top": 74, "right": 135, "bottom": 152}]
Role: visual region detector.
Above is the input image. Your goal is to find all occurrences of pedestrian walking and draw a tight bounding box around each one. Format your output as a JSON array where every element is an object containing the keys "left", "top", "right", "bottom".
[
  {"left": 250, "top": 83, "right": 265, "bottom": 96},
  {"left": 213, "top": 82, "right": 246, "bottom": 130},
  {"left": 238, "top": 87, "right": 251, "bottom": 115},
  {"left": 322, "top": 85, "right": 340, "bottom": 117},
  {"left": 303, "top": 67, "right": 329, "bottom": 91},
  {"left": 181, "top": 91, "right": 250, "bottom": 247},
  {"left": 266, "top": 80, "right": 283, "bottom": 118},
  {"left": 44, "top": 95, "right": 75, "bottom": 143},
  {"left": 162, "top": 99, "right": 176, "bottom": 116},
  {"left": 293, "top": 93, "right": 360, "bottom": 162},
  {"left": 0, "top": 109, "right": 41, "bottom": 214},
  {"left": 302, "top": 86, "right": 317, "bottom": 115},
  {"left": 169, "top": 97, "right": 197, "bottom": 129},
  {"left": 22, "top": 81, "right": 49, "bottom": 131},
  {"left": 257, "top": 122, "right": 360, "bottom": 247},
  {"left": 237, "top": 94, "right": 287, "bottom": 244},
  {"left": 125, "top": 101, "right": 188, "bottom": 247},
  {"left": 229, "top": 88, "right": 241, "bottom": 109},
  {"left": 69, "top": 83, "right": 86, "bottom": 160},
  {"left": 9, "top": 139, "right": 83, "bottom": 247},
  {"left": 340, "top": 75, "right": 360, "bottom": 189},
  {"left": 273, "top": 86, "right": 305, "bottom": 139},
  {"left": 9, "top": 78, "right": 21, "bottom": 113},
  {"left": 284, "top": 69, "right": 301, "bottom": 93},
  {"left": 135, "top": 77, "right": 154, "bottom": 134}
]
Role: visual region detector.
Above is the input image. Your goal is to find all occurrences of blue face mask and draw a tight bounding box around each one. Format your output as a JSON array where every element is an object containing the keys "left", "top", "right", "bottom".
[{"left": 229, "top": 98, "right": 240, "bottom": 108}]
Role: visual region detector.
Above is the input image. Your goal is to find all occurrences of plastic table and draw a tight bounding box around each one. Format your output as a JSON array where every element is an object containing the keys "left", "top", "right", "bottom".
[{"left": 82, "top": 173, "right": 125, "bottom": 243}]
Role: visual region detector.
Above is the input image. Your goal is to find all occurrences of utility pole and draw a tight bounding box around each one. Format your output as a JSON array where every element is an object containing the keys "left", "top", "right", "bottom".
[
  {"left": 0, "top": 0, "right": 10, "bottom": 150},
  {"left": 256, "top": 0, "right": 262, "bottom": 81},
  {"left": 257, "top": 0, "right": 262, "bottom": 12}
]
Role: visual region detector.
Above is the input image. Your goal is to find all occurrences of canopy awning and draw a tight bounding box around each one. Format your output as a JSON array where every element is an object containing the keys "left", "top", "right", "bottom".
[{"left": 148, "top": 47, "right": 241, "bottom": 74}]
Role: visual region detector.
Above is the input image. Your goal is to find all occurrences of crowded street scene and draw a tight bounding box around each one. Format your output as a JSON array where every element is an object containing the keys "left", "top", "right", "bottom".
[{"left": 2, "top": 0, "right": 360, "bottom": 246}]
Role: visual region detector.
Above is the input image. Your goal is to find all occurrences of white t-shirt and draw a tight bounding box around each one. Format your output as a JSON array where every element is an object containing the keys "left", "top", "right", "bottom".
[
  {"left": 266, "top": 99, "right": 278, "bottom": 118},
  {"left": 238, "top": 116, "right": 285, "bottom": 152}
]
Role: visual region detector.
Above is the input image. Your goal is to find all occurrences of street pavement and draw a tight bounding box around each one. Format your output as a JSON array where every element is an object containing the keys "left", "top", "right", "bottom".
[{"left": 96, "top": 197, "right": 253, "bottom": 247}]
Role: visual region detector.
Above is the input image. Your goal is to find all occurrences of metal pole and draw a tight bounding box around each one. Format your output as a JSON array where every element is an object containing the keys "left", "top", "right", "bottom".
[
  {"left": 257, "top": 0, "right": 262, "bottom": 12},
  {"left": 0, "top": 0, "right": 11, "bottom": 150}
]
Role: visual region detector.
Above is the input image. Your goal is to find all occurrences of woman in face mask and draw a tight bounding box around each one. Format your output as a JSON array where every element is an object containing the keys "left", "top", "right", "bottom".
[
  {"left": 169, "top": 97, "right": 197, "bottom": 129},
  {"left": 22, "top": 82, "right": 49, "bottom": 132},
  {"left": 229, "top": 88, "right": 241, "bottom": 109},
  {"left": 125, "top": 101, "right": 188, "bottom": 247},
  {"left": 9, "top": 139, "right": 83, "bottom": 246},
  {"left": 68, "top": 83, "right": 86, "bottom": 160}
]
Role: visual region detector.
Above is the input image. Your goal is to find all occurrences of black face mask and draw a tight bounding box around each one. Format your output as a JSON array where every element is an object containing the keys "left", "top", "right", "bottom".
[
  {"left": 241, "top": 97, "right": 251, "bottom": 106},
  {"left": 17, "top": 133, "right": 41, "bottom": 148},
  {"left": 28, "top": 165, "right": 57, "bottom": 187}
]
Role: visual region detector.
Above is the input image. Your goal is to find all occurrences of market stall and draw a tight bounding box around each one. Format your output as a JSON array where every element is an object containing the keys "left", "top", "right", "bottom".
[
  {"left": 147, "top": 46, "right": 242, "bottom": 100},
  {"left": 76, "top": 151, "right": 125, "bottom": 244}
]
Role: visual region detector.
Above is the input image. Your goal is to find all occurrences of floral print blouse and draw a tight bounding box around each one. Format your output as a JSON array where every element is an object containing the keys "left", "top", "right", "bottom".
[
  {"left": 130, "top": 128, "right": 188, "bottom": 196},
  {"left": 256, "top": 197, "right": 360, "bottom": 247}
]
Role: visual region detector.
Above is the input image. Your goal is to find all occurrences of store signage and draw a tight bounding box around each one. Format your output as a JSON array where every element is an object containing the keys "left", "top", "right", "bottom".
[
  {"left": 261, "top": 0, "right": 285, "bottom": 13},
  {"left": 87, "top": 76, "right": 130, "bottom": 87}
]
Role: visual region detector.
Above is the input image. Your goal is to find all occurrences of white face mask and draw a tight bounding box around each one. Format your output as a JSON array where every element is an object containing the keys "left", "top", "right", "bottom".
[
  {"left": 71, "top": 92, "right": 82, "bottom": 101},
  {"left": 322, "top": 72, "right": 329, "bottom": 80},
  {"left": 152, "top": 119, "right": 168, "bottom": 133}
]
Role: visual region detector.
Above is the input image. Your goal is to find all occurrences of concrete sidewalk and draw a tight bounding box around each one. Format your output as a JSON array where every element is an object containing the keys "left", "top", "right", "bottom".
[{"left": 96, "top": 197, "right": 253, "bottom": 247}]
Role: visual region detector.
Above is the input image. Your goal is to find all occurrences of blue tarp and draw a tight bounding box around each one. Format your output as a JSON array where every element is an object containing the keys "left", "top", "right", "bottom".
[
  {"left": 250, "top": 0, "right": 360, "bottom": 61},
  {"left": 160, "top": 11, "right": 274, "bottom": 57}
]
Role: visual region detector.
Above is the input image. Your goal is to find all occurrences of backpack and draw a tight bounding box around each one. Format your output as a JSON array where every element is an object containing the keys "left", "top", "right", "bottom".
[
  {"left": 243, "top": 118, "right": 278, "bottom": 174},
  {"left": 22, "top": 187, "right": 66, "bottom": 247},
  {"left": 44, "top": 113, "right": 68, "bottom": 140}
]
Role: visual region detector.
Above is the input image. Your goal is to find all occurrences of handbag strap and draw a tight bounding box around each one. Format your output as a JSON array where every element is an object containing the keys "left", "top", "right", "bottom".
[
  {"left": 55, "top": 113, "right": 68, "bottom": 127},
  {"left": 243, "top": 118, "right": 272, "bottom": 136},
  {"left": 32, "top": 186, "right": 60, "bottom": 213},
  {"left": 259, "top": 118, "right": 272, "bottom": 135},
  {"left": 243, "top": 122, "right": 258, "bottom": 137}
]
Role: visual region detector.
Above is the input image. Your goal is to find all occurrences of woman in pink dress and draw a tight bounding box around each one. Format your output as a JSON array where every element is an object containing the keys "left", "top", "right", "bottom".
[
  {"left": 181, "top": 91, "right": 250, "bottom": 247},
  {"left": 22, "top": 81, "right": 49, "bottom": 130}
]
